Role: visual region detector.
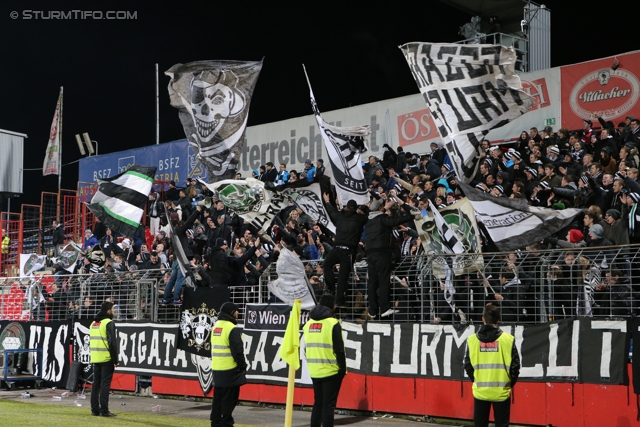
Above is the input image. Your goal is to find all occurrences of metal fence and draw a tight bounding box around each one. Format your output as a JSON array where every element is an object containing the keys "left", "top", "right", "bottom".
[
  {"left": 2, "top": 245, "right": 639, "bottom": 325},
  {"left": 258, "top": 245, "right": 640, "bottom": 325}
]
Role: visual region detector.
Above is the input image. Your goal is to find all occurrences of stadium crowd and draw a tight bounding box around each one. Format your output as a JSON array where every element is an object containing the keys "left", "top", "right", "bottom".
[{"left": 10, "top": 114, "right": 640, "bottom": 324}]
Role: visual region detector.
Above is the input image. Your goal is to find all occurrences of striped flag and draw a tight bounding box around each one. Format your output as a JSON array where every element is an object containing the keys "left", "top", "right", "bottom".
[{"left": 86, "top": 165, "right": 157, "bottom": 237}]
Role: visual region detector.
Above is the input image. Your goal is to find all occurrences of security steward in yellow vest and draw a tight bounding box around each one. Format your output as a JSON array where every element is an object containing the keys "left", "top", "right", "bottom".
[
  {"left": 90, "top": 301, "right": 119, "bottom": 417},
  {"left": 1, "top": 229, "right": 9, "bottom": 255},
  {"left": 210, "top": 302, "right": 247, "bottom": 427},
  {"left": 303, "top": 294, "right": 347, "bottom": 427},
  {"left": 464, "top": 304, "right": 520, "bottom": 427}
]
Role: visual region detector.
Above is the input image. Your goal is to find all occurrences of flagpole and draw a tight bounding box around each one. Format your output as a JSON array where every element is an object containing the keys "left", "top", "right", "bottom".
[
  {"left": 58, "top": 86, "right": 64, "bottom": 193},
  {"left": 283, "top": 299, "right": 301, "bottom": 427},
  {"left": 156, "top": 63, "right": 159, "bottom": 145}
]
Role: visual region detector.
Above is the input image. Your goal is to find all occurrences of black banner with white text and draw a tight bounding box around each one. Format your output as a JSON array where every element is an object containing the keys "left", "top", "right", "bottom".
[
  {"left": 0, "top": 320, "right": 72, "bottom": 388},
  {"left": 67, "top": 318, "right": 630, "bottom": 389}
]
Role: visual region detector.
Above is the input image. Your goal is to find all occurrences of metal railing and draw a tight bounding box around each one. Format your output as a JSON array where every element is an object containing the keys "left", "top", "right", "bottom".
[
  {"left": 456, "top": 32, "right": 528, "bottom": 73},
  {"left": 2, "top": 245, "right": 639, "bottom": 325}
]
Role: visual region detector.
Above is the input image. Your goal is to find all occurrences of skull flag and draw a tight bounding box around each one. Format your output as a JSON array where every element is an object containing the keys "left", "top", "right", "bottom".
[
  {"left": 399, "top": 43, "right": 534, "bottom": 184},
  {"left": 166, "top": 60, "right": 262, "bottom": 181}
]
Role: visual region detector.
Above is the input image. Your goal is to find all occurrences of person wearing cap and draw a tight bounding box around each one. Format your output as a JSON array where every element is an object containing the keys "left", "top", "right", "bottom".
[
  {"left": 302, "top": 159, "right": 317, "bottom": 183},
  {"left": 365, "top": 196, "right": 418, "bottom": 319},
  {"left": 540, "top": 125, "right": 556, "bottom": 148},
  {"left": 210, "top": 301, "right": 247, "bottom": 427},
  {"left": 303, "top": 294, "right": 347, "bottom": 427},
  {"left": 587, "top": 224, "right": 612, "bottom": 247},
  {"left": 490, "top": 185, "right": 505, "bottom": 198},
  {"left": 522, "top": 167, "right": 538, "bottom": 196},
  {"left": 90, "top": 301, "right": 120, "bottom": 417},
  {"left": 551, "top": 228, "right": 586, "bottom": 249},
  {"left": 602, "top": 209, "right": 629, "bottom": 245},
  {"left": 316, "top": 159, "right": 326, "bottom": 177},
  {"left": 529, "top": 180, "right": 550, "bottom": 206},
  {"left": 464, "top": 303, "right": 520, "bottom": 427},
  {"left": 322, "top": 193, "right": 368, "bottom": 308},
  {"left": 83, "top": 229, "right": 99, "bottom": 251},
  {"left": 544, "top": 145, "right": 562, "bottom": 166},
  {"left": 430, "top": 141, "right": 446, "bottom": 167}
]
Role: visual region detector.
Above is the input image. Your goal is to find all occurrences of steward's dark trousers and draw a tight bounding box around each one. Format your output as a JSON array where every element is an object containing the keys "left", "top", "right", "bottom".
[
  {"left": 210, "top": 385, "right": 240, "bottom": 427},
  {"left": 311, "top": 373, "right": 344, "bottom": 427},
  {"left": 322, "top": 247, "right": 352, "bottom": 306},
  {"left": 366, "top": 251, "right": 393, "bottom": 316},
  {"left": 91, "top": 362, "right": 114, "bottom": 414},
  {"left": 473, "top": 396, "right": 511, "bottom": 427}
]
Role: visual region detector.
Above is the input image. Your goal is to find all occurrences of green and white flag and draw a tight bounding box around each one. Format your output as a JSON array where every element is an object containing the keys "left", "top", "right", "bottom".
[{"left": 86, "top": 165, "right": 157, "bottom": 237}]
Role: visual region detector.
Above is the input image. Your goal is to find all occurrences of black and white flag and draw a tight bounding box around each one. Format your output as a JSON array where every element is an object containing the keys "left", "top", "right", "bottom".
[
  {"left": 166, "top": 60, "right": 262, "bottom": 180},
  {"left": 200, "top": 178, "right": 336, "bottom": 233},
  {"left": 86, "top": 165, "right": 157, "bottom": 237},
  {"left": 303, "top": 66, "right": 371, "bottom": 205},
  {"left": 430, "top": 204, "right": 465, "bottom": 255},
  {"left": 399, "top": 43, "right": 534, "bottom": 183},
  {"left": 178, "top": 287, "right": 229, "bottom": 358},
  {"left": 459, "top": 182, "right": 582, "bottom": 251}
]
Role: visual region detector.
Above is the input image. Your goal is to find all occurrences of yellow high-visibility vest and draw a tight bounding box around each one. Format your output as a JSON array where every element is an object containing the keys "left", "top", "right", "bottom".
[
  {"left": 467, "top": 331, "right": 514, "bottom": 402},
  {"left": 90, "top": 318, "right": 113, "bottom": 363},
  {"left": 1, "top": 236, "right": 9, "bottom": 254},
  {"left": 303, "top": 317, "right": 340, "bottom": 378},
  {"left": 211, "top": 320, "right": 237, "bottom": 371}
]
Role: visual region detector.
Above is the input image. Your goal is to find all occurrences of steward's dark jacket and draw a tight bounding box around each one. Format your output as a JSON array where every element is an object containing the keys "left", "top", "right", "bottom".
[
  {"left": 463, "top": 324, "right": 520, "bottom": 386},
  {"left": 212, "top": 311, "right": 247, "bottom": 388},
  {"left": 308, "top": 305, "right": 346, "bottom": 375},
  {"left": 93, "top": 311, "right": 119, "bottom": 364}
]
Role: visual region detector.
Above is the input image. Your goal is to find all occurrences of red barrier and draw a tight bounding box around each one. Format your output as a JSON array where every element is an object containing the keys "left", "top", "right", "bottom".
[{"left": 137, "top": 365, "right": 637, "bottom": 426}]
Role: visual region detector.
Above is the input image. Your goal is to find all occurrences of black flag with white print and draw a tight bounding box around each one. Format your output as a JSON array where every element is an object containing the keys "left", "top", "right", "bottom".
[
  {"left": 399, "top": 43, "right": 534, "bottom": 184},
  {"left": 303, "top": 65, "right": 371, "bottom": 206}
]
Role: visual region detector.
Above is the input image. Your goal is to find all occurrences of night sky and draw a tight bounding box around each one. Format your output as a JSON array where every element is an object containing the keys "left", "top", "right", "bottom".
[{"left": 0, "top": 0, "right": 635, "bottom": 209}]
